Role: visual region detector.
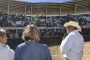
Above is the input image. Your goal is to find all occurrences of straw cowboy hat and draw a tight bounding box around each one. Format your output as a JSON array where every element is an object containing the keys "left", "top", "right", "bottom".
[{"left": 64, "top": 21, "right": 81, "bottom": 32}]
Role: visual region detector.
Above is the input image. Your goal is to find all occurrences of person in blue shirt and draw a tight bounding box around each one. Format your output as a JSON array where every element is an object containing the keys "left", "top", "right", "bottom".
[
  {"left": 0, "top": 29, "right": 14, "bottom": 60},
  {"left": 14, "top": 24, "right": 52, "bottom": 60}
]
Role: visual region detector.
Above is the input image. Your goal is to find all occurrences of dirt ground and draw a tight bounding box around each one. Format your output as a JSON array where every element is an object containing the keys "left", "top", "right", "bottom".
[{"left": 49, "top": 42, "right": 90, "bottom": 60}]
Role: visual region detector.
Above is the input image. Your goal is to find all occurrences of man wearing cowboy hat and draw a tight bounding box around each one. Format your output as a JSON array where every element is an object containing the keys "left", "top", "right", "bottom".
[{"left": 59, "top": 21, "right": 84, "bottom": 60}]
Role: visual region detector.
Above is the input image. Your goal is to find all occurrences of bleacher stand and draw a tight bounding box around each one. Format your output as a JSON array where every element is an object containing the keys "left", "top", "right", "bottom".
[{"left": 0, "top": 12, "right": 90, "bottom": 49}]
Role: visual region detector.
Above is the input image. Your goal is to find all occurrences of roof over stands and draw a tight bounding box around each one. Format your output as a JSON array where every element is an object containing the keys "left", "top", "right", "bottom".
[{"left": 0, "top": 0, "right": 90, "bottom": 15}]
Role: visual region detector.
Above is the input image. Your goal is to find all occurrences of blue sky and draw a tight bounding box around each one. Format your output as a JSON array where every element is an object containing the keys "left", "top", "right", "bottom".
[{"left": 17, "top": 0, "right": 72, "bottom": 3}]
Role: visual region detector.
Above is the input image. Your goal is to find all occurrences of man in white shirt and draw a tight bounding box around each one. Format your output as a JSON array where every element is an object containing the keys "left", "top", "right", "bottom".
[
  {"left": 0, "top": 29, "right": 14, "bottom": 60},
  {"left": 59, "top": 21, "right": 84, "bottom": 60}
]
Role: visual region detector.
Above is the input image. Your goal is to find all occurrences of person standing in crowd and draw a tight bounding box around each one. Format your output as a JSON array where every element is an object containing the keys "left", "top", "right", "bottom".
[
  {"left": 14, "top": 24, "right": 52, "bottom": 60},
  {"left": 59, "top": 21, "right": 84, "bottom": 60},
  {"left": 0, "top": 29, "right": 14, "bottom": 60}
]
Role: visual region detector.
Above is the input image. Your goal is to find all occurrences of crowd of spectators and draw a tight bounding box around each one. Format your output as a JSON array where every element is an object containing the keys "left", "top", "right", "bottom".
[
  {"left": 7, "top": 29, "right": 65, "bottom": 40},
  {"left": 0, "top": 12, "right": 28, "bottom": 27},
  {"left": 0, "top": 12, "right": 90, "bottom": 48},
  {"left": 0, "top": 12, "right": 90, "bottom": 27}
]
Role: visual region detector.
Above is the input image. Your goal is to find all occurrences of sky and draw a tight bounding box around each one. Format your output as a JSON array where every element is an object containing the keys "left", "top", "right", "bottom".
[{"left": 17, "top": 0, "right": 72, "bottom": 3}]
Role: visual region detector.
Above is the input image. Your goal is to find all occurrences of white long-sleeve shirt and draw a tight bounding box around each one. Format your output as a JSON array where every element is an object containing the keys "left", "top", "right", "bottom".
[
  {"left": 59, "top": 30, "right": 84, "bottom": 60},
  {"left": 0, "top": 43, "right": 14, "bottom": 60}
]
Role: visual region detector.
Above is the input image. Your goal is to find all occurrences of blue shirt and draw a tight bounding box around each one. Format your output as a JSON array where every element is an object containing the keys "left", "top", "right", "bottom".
[
  {"left": 14, "top": 41, "right": 52, "bottom": 60},
  {"left": 0, "top": 43, "right": 14, "bottom": 60}
]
